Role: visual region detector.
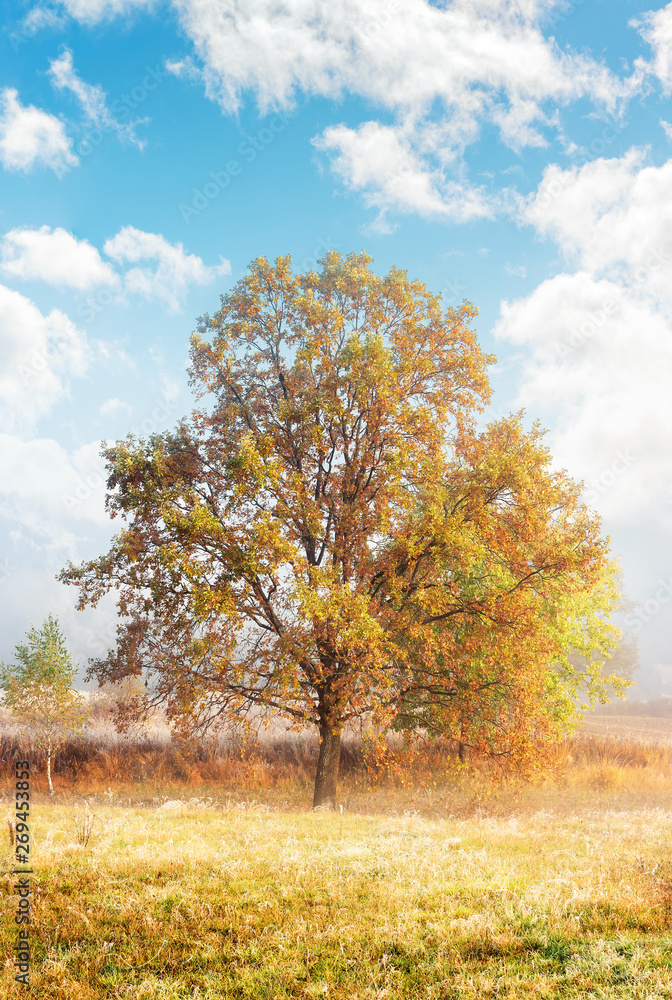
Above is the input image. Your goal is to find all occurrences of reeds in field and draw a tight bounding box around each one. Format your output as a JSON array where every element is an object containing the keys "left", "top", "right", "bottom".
[{"left": 1, "top": 716, "right": 672, "bottom": 817}]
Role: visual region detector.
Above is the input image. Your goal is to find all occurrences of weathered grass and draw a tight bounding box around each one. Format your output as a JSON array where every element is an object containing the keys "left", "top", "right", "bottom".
[{"left": 1, "top": 719, "right": 671, "bottom": 996}]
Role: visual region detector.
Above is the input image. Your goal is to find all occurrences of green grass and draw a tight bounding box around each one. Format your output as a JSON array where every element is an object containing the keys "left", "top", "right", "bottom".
[{"left": 2, "top": 783, "right": 672, "bottom": 998}]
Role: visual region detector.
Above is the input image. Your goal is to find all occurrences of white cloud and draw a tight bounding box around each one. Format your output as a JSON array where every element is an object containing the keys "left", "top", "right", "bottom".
[
  {"left": 633, "top": 2, "right": 672, "bottom": 95},
  {"left": 1, "top": 225, "right": 119, "bottom": 290},
  {"left": 496, "top": 149, "right": 672, "bottom": 529},
  {"left": 313, "top": 121, "right": 495, "bottom": 227},
  {"left": 0, "top": 435, "right": 108, "bottom": 534},
  {"left": 164, "top": 55, "right": 200, "bottom": 82},
  {"left": 490, "top": 97, "right": 550, "bottom": 151},
  {"left": 0, "top": 284, "right": 89, "bottom": 431},
  {"left": 48, "top": 49, "right": 148, "bottom": 148},
  {"left": 494, "top": 271, "right": 672, "bottom": 527},
  {"left": 0, "top": 431, "right": 119, "bottom": 679},
  {"left": 103, "top": 226, "right": 231, "bottom": 311},
  {"left": 0, "top": 224, "right": 226, "bottom": 310},
  {"left": 100, "top": 397, "right": 132, "bottom": 417},
  {"left": 0, "top": 88, "right": 78, "bottom": 174},
  {"left": 520, "top": 148, "right": 672, "bottom": 305},
  {"left": 164, "top": 0, "right": 631, "bottom": 118}
]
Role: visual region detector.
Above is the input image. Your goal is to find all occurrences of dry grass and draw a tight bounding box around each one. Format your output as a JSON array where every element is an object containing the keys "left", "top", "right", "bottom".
[
  {"left": 577, "top": 712, "right": 672, "bottom": 745},
  {"left": 1, "top": 716, "right": 672, "bottom": 996}
]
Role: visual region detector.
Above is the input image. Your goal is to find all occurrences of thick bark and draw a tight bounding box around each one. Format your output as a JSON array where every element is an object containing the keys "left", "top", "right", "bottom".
[{"left": 313, "top": 719, "right": 341, "bottom": 809}]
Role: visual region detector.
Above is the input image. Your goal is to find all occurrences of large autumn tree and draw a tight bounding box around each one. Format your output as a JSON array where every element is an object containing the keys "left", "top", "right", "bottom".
[{"left": 60, "top": 252, "right": 629, "bottom": 808}]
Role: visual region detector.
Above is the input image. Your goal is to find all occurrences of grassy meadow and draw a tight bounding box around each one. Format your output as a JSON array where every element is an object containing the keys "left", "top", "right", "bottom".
[{"left": 1, "top": 710, "right": 672, "bottom": 998}]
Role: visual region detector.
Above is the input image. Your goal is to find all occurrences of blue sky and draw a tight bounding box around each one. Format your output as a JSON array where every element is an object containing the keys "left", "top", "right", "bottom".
[{"left": 1, "top": 0, "right": 671, "bottom": 700}]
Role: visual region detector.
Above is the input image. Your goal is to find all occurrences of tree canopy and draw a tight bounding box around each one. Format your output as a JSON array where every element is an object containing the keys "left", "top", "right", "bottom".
[{"left": 59, "top": 252, "right": 631, "bottom": 807}]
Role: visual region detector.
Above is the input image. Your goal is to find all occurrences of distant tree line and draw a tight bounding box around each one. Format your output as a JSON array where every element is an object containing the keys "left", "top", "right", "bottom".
[{"left": 589, "top": 695, "right": 672, "bottom": 718}]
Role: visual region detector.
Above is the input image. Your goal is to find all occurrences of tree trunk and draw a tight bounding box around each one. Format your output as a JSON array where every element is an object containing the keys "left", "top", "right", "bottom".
[
  {"left": 313, "top": 719, "right": 341, "bottom": 809},
  {"left": 47, "top": 741, "right": 53, "bottom": 796},
  {"left": 458, "top": 741, "right": 466, "bottom": 764}
]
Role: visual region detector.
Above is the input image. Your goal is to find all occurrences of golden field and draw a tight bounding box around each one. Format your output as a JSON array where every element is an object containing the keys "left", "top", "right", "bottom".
[{"left": 1, "top": 711, "right": 671, "bottom": 998}]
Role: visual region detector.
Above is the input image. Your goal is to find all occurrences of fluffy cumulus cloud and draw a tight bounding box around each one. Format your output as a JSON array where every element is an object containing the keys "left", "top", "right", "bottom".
[
  {"left": 0, "top": 284, "right": 89, "bottom": 431},
  {"left": 0, "top": 224, "right": 228, "bottom": 309},
  {"left": 495, "top": 272, "right": 672, "bottom": 523},
  {"left": 497, "top": 149, "right": 672, "bottom": 528},
  {"left": 103, "top": 226, "right": 230, "bottom": 311},
  {"left": 1, "top": 225, "right": 118, "bottom": 290},
  {"left": 521, "top": 148, "right": 672, "bottom": 287},
  {"left": 313, "top": 121, "right": 495, "bottom": 230},
  {"left": 0, "top": 87, "right": 78, "bottom": 174}
]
